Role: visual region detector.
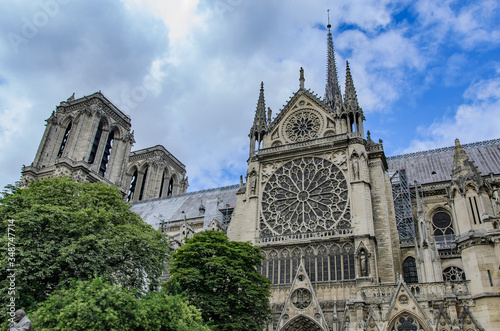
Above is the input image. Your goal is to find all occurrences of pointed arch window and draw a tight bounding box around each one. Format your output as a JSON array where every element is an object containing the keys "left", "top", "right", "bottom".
[
  {"left": 304, "top": 248, "right": 315, "bottom": 282},
  {"left": 317, "top": 247, "right": 328, "bottom": 282},
  {"left": 291, "top": 249, "right": 300, "bottom": 282},
  {"left": 329, "top": 245, "right": 342, "bottom": 281},
  {"left": 268, "top": 251, "right": 278, "bottom": 285},
  {"left": 138, "top": 167, "right": 148, "bottom": 201},
  {"left": 159, "top": 170, "right": 168, "bottom": 198},
  {"left": 167, "top": 177, "right": 174, "bottom": 197},
  {"left": 99, "top": 130, "right": 114, "bottom": 176},
  {"left": 403, "top": 257, "right": 418, "bottom": 284},
  {"left": 432, "top": 211, "right": 455, "bottom": 249},
  {"left": 343, "top": 244, "right": 355, "bottom": 280},
  {"left": 57, "top": 122, "right": 72, "bottom": 158},
  {"left": 88, "top": 119, "right": 104, "bottom": 164},
  {"left": 127, "top": 170, "right": 138, "bottom": 202},
  {"left": 279, "top": 251, "right": 290, "bottom": 284}
]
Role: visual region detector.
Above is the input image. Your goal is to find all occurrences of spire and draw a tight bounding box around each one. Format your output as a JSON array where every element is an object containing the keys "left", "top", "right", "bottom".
[
  {"left": 251, "top": 82, "right": 267, "bottom": 134},
  {"left": 344, "top": 61, "right": 359, "bottom": 110},
  {"left": 324, "top": 12, "right": 342, "bottom": 110},
  {"left": 451, "top": 139, "right": 481, "bottom": 190}
]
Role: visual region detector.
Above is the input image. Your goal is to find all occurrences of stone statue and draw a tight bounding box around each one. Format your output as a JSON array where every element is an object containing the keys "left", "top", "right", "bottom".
[
  {"left": 249, "top": 170, "right": 257, "bottom": 195},
  {"left": 360, "top": 250, "right": 368, "bottom": 276},
  {"left": 8, "top": 310, "right": 32, "bottom": 331}
]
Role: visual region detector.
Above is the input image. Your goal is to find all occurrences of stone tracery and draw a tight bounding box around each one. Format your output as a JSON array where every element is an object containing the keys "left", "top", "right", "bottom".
[{"left": 260, "top": 157, "right": 350, "bottom": 237}]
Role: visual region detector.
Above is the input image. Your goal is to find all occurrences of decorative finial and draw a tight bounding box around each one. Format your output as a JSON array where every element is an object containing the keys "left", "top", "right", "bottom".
[
  {"left": 327, "top": 9, "right": 331, "bottom": 30},
  {"left": 299, "top": 67, "right": 305, "bottom": 89}
]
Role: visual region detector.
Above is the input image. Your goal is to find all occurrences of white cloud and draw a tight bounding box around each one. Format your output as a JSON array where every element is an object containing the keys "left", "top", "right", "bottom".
[{"left": 402, "top": 75, "right": 500, "bottom": 153}]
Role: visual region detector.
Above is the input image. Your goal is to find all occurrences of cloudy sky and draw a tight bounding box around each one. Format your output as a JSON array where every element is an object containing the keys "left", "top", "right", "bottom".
[{"left": 1, "top": 0, "right": 499, "bottom": 192}]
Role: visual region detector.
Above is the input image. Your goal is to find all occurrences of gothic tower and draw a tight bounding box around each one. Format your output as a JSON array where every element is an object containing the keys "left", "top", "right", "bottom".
[{"left": 22, "top": 92, "right": 135, "bottom": 194}]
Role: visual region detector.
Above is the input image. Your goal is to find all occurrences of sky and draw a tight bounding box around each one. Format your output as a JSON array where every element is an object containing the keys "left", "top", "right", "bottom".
[{"left": 0, "top": 0, "right": 499, "bottom": 192}]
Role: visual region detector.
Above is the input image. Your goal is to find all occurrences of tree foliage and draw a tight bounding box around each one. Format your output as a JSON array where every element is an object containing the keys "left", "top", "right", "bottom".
[
  {"left": 31, "top": 277, "right": 211, "bottom": 331},
  {"left": 0, "top": 177, "right": 170, "bottom": 312},
  {"left": 166, "top": 230, "right": 272, "bottom": 331}
]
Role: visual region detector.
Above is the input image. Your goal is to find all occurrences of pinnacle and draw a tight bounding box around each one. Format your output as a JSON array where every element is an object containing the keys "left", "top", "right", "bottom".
[
  {"left": 324, "top": 28, "right": 342, "bottom": 110},
  {"left": 344, "top": 60, "right": 359, "bottom": 110}
]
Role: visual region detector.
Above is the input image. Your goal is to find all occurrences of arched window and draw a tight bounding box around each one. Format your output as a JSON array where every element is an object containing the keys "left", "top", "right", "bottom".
[
  {"left": 88, "top": 119, "right": 104, "bottom": 164},
  {"left": 138, "top": 166, "right": 148, "bottom": 201},
  {"left": 329, "top": 245, "right": 341, "bottom": 281},
  {"left": 268, "top": 251, "right": 278, "bottom": 284},
  {"left": 304, "top": 247, "right": 315, "bottom": 282},
  {"left": 403, "top": 257, "right": 418, "bottom": 284},
  {"left": 127, "top": 170, "right": 138, "bottom": 202},
  {"left": 343, "top": 244, "right": 355, "bottom": 280},
  {"left": 159, "top": 170, "right": 168, "bottom": 198},
  {"left": 443, "top": 266, "right": 466, "bottom": 281},
  {"left": 279, "top": 251, "right": 290, "bottom": 284},
  {"left": 167, "top": 178, "right": 174, "bottom": 197},
  {"left": 57, "top": 122, "right": 72, "bottom": 158},
  {"left": 317, "top": 247, "right": 328, "bottom": 282},
  {"left": 432, "top": 211, "right": 455, "bottom": 249},
  {"left": 290, "top": 249, "right": 300, "bottom": 282},
  {"left": 99, "top": 130, "right": 114, "bottom": 176}
]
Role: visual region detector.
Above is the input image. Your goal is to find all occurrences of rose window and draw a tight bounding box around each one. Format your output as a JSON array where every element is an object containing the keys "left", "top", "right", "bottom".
[
  {"left": 260, "top": 157, "right": 350, "bottom": 237},
  {"left": 284, "top": 111, "right": 321, "bottom": 142}
]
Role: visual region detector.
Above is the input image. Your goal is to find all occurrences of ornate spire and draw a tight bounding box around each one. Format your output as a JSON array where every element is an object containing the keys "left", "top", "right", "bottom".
[
  {"left": 251, "top": 82, "right": 267, "bottom": 134},
  {"left": 344, "top": 61, "right": 359, "bottom": 110},
  {"left": 324, "top": 17, "right": 342, "bottom": 110},
  {"left": 451, "top": 139, "right": 481, "bottom": 191}
]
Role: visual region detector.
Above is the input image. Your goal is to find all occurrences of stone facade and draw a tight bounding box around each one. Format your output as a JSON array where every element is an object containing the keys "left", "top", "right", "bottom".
[
  {"left": 22, "top": 26, "right": 500, "bottom": 331},
  {"left": 22, "top": 92, "right": 188, "bottom": 200}
]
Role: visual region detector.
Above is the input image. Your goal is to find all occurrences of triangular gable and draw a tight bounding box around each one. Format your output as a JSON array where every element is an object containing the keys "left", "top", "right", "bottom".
[
  {"left": 386, "top": 276, "right": 431, "bottom": 330},
  {"left": 268, "top": 89, "right": 336, "bottom": 144},
  {"left": 459, "top": 306, "right": 484, "bottom": 331},
  {"left": 365, "top": 308, "right": 381, "bottom": 331},
  {"left": 434, "top": 305, "right": 452, "bottom": 330},
  {"left": 277, "top": 262, "right": 329, "bottom": 330}
]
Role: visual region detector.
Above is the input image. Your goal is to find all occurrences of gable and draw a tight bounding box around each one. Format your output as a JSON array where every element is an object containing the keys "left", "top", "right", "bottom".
[{"left": 267, "top": 89, "right": 337, "bottom": 147}]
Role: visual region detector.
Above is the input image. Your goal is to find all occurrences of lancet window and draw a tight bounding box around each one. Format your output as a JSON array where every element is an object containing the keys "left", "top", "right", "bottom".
[
  {"left": 99, "top": 130, "right": 114, "bottom": 176},
  {"left": 88, "top": 119, "right": 104, "bottom": 164},
  {"left": 402, "top": 257, "right": 418, "bottom": 284},
  {"left": 259, "top": 243, "right": 356, "bottom": 285},
  {"left": 57, "top": 122, "right": 72, "bottom": 158}
]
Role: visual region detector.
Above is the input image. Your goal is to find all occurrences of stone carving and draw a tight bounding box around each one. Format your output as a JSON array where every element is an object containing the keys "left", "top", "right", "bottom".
[
  {"left": 260, "top": 157, "right": 350, "bottom": 237},
  {"left": 248, "top": 169, "right": 257, "bottom": 195},
  {"left": 284, "top": 110, "right": 321, "bottom": 142},
  {"left": 360, "top": 249, "right": 368, "bottom": 277},
  {"left": 8, "top": 310, "right": 32, "bottom": 331},
  {"left": 291, "top": 288, "right": 312, "bottom": 309}
]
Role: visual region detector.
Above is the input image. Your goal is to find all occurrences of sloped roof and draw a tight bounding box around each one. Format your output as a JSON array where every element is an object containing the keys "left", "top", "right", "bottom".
[
  {"left": 130, "top": 184, "right": 240, "bottom": 230},
  {"left": 387, "top": 138, "right": 500, "bottom": 184}
]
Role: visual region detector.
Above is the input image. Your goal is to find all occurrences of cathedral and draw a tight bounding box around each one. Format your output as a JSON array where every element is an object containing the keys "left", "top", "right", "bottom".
[{"left": 22, "top": 25, "right": 500, "bottom": 331}]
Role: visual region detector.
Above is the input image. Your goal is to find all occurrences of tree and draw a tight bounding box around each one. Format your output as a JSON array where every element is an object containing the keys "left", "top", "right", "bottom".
[
  {"left": 30, "top": 277, "right": 211, "bottom": 331},
  {"left": 0, "top": 177, "right": 170, "bottom": 312},
  {"left": 166, "top": 230, "right": 272, "bottom": 331}
]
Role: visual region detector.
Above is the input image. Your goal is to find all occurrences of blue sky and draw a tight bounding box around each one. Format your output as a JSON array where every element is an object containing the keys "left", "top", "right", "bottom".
[{"left": 0, "top": 0, "right": 499, "bottom": 192}]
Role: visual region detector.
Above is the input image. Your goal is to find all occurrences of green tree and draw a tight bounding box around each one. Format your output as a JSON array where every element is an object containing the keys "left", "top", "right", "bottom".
[
  {"left": 31, "top": 277, "right": 143, "bottom": 330},
  {"left": 166, "top": 230, "right": 272, "bottom": 331},
  {"left": 30, "top": 277, "right": 211, "bottom": 331},
  {"left": 0, "top": 177, "right": 170, "bottom": 312}
]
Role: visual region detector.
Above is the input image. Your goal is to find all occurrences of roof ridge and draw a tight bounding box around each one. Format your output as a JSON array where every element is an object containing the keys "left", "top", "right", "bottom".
[
  {"left": 131, "top": 183, "right": 240, "bottom": 205},
  {"left": 387, "top": 138, "right": 500, "bottom": 160}
]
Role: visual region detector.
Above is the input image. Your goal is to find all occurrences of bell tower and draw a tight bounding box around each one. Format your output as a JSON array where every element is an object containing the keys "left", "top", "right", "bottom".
[{"left": 22, "top": 92, "right": 135, "bottom": 194}]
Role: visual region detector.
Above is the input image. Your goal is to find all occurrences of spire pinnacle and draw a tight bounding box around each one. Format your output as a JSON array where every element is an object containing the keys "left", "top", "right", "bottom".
[
  {"left": 324, "top": 15, "right": 342, "bottom": 111},
  {"left": 451, "top": 139, "right": 481, "bottom": 189},
  {"left": 344, "top": 61, "right": 359, "bottom": 109},
  {"left": 299, "top": 67, "right": 305, "bottom": 89},
  {"left": 251, "top": 82, "right": 267, "bottom": 134}
]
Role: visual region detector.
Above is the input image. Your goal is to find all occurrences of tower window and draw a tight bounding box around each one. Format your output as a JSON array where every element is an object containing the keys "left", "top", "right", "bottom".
[
  {"left": 99, "top": 130, "right": 114, "bottom": 176},
  {"left": 88, "top": 119, "right": 104, "bottom": 164},
  {"left": 167, "top": 178, "right": 174, "bottom": 197},
  {"left": 403, "top": 257, "right": 418, "bottom": 284},
  {"left": 57, "top": 122, "right": 72, "bottom": 158},
  {"left": 127, "top": 170, "right": 137, "bottom": 202},
  {"left": 138, "top": 167, "right": 148, "bottom": 201},
  {"left": 159, "top": 170, "right": 168, "bottom": 198}
]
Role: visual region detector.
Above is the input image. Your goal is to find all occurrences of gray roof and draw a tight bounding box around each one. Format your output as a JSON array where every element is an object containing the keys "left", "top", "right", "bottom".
[
  {"left": 387, "top": 138, "right": 500, "bottom": 184},
  {"left": 130, "top": 184, "right": 240, "bottom": 230}
]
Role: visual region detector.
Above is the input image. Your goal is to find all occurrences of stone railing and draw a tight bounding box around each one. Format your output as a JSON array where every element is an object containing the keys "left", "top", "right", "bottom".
[
  {"left": 361, "top": 281, "right": 470, "bottom": 301},
  {"left": 255, "top": 133, "right": 351, "bottom": 156},
  {"left": 256, "top": 228, "right": 353, "bottom": 244}
]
